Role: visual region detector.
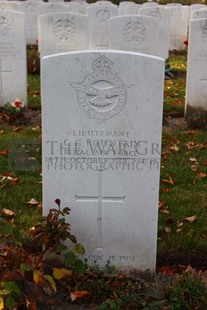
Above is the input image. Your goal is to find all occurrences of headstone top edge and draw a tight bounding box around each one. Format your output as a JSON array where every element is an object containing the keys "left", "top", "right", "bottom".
[{"left": 41, "top": 49, "right": 165, "bottom": 62}]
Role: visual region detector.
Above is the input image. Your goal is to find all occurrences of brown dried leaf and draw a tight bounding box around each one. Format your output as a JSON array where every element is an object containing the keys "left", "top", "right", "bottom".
[
  {"left": 163, "top": 175, "right": 174, "bottom": 185},
  {"left": 184, "top": 265, "right": 196, "bottom": 274},
  {"left": 13, "top": 127, "right": 22, "bottom": 132},
  {"left": 169, "top": 145, "right": 179, "bottom": 153},
  {"left": 161, "top": 188, "right": 169, "bottom": 193},
  {"left": 70, "top": 291, "right": 89, "bottom": 301},
  {"left": 2, "top": 208, "right": 14, "bottom": 217},
  {"left": 196, "top": 172, "right": 207, "bottom": 178},
  {"left": 184, "top": 215, "right": 197, "bottom": 223},
  {"left": 165, "top": 227, "right": 172, "bottom": 233},
  {"left": 26, "top": 198, "right": 39, "bottom": 205},
  {"left": 176, "top": 229, "right": 182, "bottom": 233},
  {"left": 0, "top": 149, "right": 8, "bottom": 156},
  {"left": 9, "top": 178, "right": 20, "bottom": 186}
]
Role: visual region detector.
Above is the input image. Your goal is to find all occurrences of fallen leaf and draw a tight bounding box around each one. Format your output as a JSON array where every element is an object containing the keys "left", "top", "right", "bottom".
[
  {"left": 53, "top": 268, "right": 73, "bottom": 280},
  {"left": 191, "top": 165, "right": 198, "bottom": 171},
  {"left": 13, "top": 127, "right": 22, "bottom": 132},
  {"left": 161, "top": 188, "right": 169, "bottom": 193},
  {"left": 163, "top": 175, "right": 175, "bottom": 186},
  {"left": 0, "top": 149, "right": 8, "bottom": 156},
  {"left": 26, "top": 198, "right": 39, "bottom": 205},
  {"left": 2, "top": 208, "right": 14, "bottom": 217},
  {"left": 158, "top": 201, "right": 170, "bottom": 214},
  {"left": 169, "top": 144, "right": 179, "bottom": 153},
  {"left": 165, "top": 227, "right": 172, "bottom": 233},
  {"left": 196, "top": 172, "right": 207, "bottom": 178},
  {"left": 158, "top": 266, "right": 174, "bottom": 275},
  {"left": 44, "top": 275, "right": 57, "bottom": 293},
  {"left": 70, "top": 290, "right": 89, "bottom": 301},
  {"left": 177, "top": 221, "right": 183, "bottom": 228},
  {"left": 33, "top": 271, "right": 46, "bottom": 286},
  {"left": 9, "top": 178, "right": 20, "bottom": 186},
  {"left": 184, "top": 265, "right": 196, "bottom": 274},
  {"left": 189, "top": 157, "right": 198, "bottom": 163},
  {"left": 176, "top": 229, "right": 182, "bottom": 233},
  {"left": 0, "top": 297, "right": 4, "bottom": 310},
  {"left": 184, "top": 215, "right": 197, "bottom": 223}
]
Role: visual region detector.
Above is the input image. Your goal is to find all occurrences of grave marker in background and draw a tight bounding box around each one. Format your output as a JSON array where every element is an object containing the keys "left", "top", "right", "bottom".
[
  {"left": 0, "top": 10, "right": 27, "bottom": 106},
  {"left": 110, "top": 15, "right": 159, "bottom": 56},
  {"left": 38, "top": 12, "right": 88, "bottom": 57},
  {"left": 87, "top": 3, "right": 118, "bottom": 49},
  {"left": 139, "top": 6, "right": 171, "bottom": 59},
  {"left": 42, "top": 50, "right": 165, "bottom": 274},
  {"left": 185, "top": 18, "right": 207, "bottom": 115},
  {"left": 167, "top": 4, "right": 189, "bottom": 51}
]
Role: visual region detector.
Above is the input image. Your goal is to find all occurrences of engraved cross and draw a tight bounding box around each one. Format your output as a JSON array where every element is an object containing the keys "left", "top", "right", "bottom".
[
  {"left": 75, "top": 171, "right": 125, "bottom": 250},
  {"left": 0, "top": 59, "right": 12, "bottom": 95}
]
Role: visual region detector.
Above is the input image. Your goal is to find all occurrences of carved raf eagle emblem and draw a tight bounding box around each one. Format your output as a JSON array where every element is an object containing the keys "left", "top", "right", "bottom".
[
  {"left": 70, "top": 55, "right": 132, "bottom": 123},
  {"left": 70, "top": 82, "right": 131, "bottom": 108}
]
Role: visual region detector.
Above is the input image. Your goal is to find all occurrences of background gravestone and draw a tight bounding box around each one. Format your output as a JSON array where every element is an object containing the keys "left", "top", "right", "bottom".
[
  {"left": 139, "top": 6, "right": 171, "bottom": 59},
  {"left": 42, "top": 50, "right": 165, "bottom": 275},
  {"left": 87, "top": 3, "right": 118, "bottom": 49},
  {"left": 38, "top": 12, "right": 88, "bottom": 58},
  {"left": 110, "top": 15, "right": 159, "bottom": 56},
  {"left": 185, "top": 18, "right": 207, "bottom": 115},
  {"left": 0, "top": 10, "right": 27, "bottom": 106}
]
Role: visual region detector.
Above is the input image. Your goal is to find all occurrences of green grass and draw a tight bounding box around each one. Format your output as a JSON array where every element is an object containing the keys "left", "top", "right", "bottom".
[
  {"left": 0, "top": 126, "right": 42, "bottom": 230},
  {"left": 158, "top": 130, "right": 207, "bottom": 266},
  {"left": 27, "top": 74, "right": 41, "bottom": 109}
]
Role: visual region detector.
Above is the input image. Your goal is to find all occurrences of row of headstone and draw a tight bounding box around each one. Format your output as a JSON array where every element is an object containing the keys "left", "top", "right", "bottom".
[{"left": 0, "top": 0, "right": 206, "bottom": 49}]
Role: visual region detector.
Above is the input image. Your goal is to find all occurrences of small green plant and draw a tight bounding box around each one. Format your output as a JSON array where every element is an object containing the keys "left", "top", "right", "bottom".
[
  {"left": 0, "top": 199, "right": 86, "bottom": 309},
  {"left": 2, "top": 99, "right": 26, "bottom": 125}
]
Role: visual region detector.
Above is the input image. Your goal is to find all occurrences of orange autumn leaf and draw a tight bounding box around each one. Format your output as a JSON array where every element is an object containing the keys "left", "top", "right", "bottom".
[
  {"left": 163, "top": 175, "right": 174, "bottom": 185},
  {"left": 70, "top": 290, "right": 89, "bottom": 301},
  {"left": 33, "top": 270, "right": 46, "bottom": 286},
  {"left": 0, "top": 149, "right": 8, "bottom": 156},
  {"left": 196, "top": 172, "right": 207, "bottom": 178},
  {"left": 9, "top": 178, "right": 20, "bottom": 186},
  {"left": 161, "top": 188, "right": 169, "bottom": 193}
]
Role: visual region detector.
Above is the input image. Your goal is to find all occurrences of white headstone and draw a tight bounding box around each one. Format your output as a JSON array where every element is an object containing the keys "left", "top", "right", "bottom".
[
  {"left": 0, "top": 1, "right": 20, "bottom": 11},
  {"left": 167, "top": 5, "right": 189, "bottom": 51},
  {"left": 37, "top": 3, "right": 73, "bottom": 15},
  {"left": 139, "top": 6, "right": 171, "bottom": 59},
  {"left": 48, "top": 0, "right": 64, "bottom": 3},
  {"left": 118, "top": 2, "right": 138, "bottom": 15},
  {"left": 185, "top": 18, "right": 207, "bottom": 114},
  {"left": 0, "top": 10, "right": 27, "bottom": 106},
  {"left": 190, "top": 4, "right": 206, "bottom": 19},
  {"left": 110, "top": 15, "right": 160, "bottom": 57},
  {"left": 142, "top": 2, "right": 159, "bottom": 8},
  {"left": 87, "top": 3, "right": 118, "bottom": 49},
  {"left": 192, "top": 8, "right": 207, "bottom": 20},
  {"left": 38, "top": 13, "right": 88, "bottom": 58},
  {"left": 19, "top": 0, "right": 43, "bottom": 45},
  {"left": 42, "top": 50, "right": 165, "bottom": 275},
  {"left": 69, "top": 0, "right": 89, "bottom": 14}
]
